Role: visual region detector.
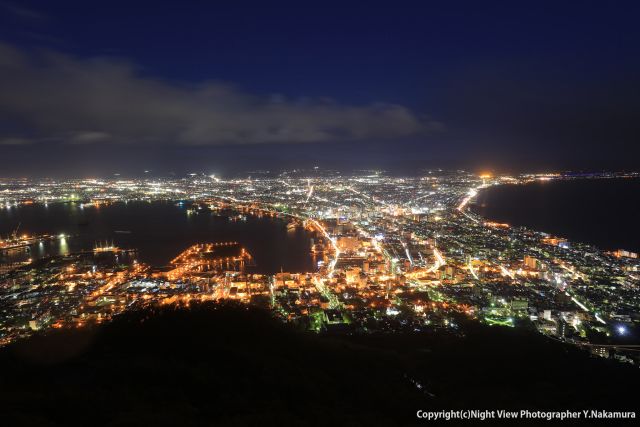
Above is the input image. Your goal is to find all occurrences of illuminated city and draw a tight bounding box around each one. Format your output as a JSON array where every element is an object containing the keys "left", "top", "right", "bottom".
[
  {"left": 2, "top": 1, "right": 640, "bottom": 424},
  {"left": 2, "top": 171, "right": 639, "bottom": 365}
]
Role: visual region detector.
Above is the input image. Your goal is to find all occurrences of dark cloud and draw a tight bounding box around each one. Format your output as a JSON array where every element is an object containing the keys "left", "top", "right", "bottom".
[
  {"left": 0, "top": 2, "right": 47, "bottom": 22},
  {"left": 453, "top": 59, "right": 640, "bottom": 139},
  {"left": 0, "top": 42, "right": 441, "bottom": 147}
]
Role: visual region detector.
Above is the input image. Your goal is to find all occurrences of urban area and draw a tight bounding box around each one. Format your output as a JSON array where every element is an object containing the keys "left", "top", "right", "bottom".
[{"left": 1, "top": 170, "right": 639, "bottom": 365}]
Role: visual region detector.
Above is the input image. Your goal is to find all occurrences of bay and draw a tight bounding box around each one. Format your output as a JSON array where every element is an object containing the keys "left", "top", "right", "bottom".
[
  {"left": 471, "top": 178, "right": 640, "bottom": 252},
  {"left": 0, "top": 201, "right": 316, "bottom": 272}
]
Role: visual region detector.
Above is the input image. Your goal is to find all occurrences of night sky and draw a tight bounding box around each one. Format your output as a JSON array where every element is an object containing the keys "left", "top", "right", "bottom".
[{"left": 1, "top": 0, "right": 639, "bottom": 177}]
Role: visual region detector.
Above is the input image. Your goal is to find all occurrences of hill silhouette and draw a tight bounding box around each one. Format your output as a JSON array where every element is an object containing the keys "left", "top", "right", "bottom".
[{"left": 1, "top": 302, "right": 638, "bottom": 426}]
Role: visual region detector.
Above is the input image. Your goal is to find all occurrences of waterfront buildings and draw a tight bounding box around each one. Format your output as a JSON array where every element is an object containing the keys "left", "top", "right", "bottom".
[{"left": 1, "top": 171, "right": 639, "bottom": 364}]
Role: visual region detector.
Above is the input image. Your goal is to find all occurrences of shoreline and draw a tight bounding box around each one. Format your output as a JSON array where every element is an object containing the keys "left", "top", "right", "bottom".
[
  {"left": 0, "top": 201, "right": 321, "bottom": 273},
  {"left": 468, "top": 176, "right": 640, "bottom": 253}
]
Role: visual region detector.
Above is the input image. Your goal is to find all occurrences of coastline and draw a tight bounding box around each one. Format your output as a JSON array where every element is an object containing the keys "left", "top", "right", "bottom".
[{"left": 469, "top": 176, "right": 640, "bottom": 253}]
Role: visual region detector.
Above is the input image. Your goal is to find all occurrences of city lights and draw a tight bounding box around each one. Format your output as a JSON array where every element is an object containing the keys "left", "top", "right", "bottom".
[{"left": 0, "top": 170, "right": 639, "bottom": 365}]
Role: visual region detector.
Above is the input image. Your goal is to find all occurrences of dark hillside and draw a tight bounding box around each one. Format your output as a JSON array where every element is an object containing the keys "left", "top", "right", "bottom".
[{"left": 1, "top": 303, "right": 638, "bottom": 426}]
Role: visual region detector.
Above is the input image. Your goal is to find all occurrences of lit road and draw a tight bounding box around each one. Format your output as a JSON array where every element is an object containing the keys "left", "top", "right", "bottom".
[
  {"left": 497, "top": 263, "right": 515, "bottom": 279},
  {"left": 467, "top": 258, "right": 479, "bottom": 280},
  {"left": 426, "top": 247, "right": 446, "bottom": 273}
]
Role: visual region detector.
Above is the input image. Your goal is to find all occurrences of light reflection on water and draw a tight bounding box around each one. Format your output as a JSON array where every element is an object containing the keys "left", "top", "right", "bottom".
[{"left": 1, "top": 201, "right": 316, "bottom": 273}]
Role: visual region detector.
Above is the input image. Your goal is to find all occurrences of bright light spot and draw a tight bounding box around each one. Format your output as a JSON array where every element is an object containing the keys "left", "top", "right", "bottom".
[{"left": 386, "top": 307, "right": 400, "bottom": 316}]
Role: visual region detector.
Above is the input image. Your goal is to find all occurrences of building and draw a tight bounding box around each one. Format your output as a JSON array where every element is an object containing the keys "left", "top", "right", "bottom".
[
  {"left": 524, "top": 256, "right": 540, "bottom": 270},
  {"left": 337, "top": 236, "right": 360, "bottom": 252}
]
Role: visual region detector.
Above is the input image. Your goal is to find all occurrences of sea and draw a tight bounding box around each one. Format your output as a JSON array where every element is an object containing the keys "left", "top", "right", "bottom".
[
  {"left": 471, "top": 178, "right": 640, "bottom": 252},
  {"left": 0, "top": 201, "right": 316, "bottom": 273}
]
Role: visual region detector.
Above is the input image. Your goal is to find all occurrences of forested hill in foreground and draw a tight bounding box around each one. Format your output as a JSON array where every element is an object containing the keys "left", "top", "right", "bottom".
[{"left": 1, "top": 302, "right": 638, "bottom": 426}]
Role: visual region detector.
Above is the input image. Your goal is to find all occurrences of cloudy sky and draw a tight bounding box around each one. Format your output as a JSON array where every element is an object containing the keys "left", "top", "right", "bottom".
[{"left": 1, "top": 0, "right": 639, "bottom": 176}]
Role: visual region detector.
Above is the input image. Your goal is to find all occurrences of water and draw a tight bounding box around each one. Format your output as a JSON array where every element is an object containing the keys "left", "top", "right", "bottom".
[
  {"left": 471, "top": 178, "right": 640, "bottom": 252},
  {"left": 0, "top": 201, "right": 316, "bottom": 273}
]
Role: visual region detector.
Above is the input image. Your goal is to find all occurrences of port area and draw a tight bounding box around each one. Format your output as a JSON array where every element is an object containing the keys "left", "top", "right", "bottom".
[{"left": 0, "top": 234, "right": 61, "bottom": 252}]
